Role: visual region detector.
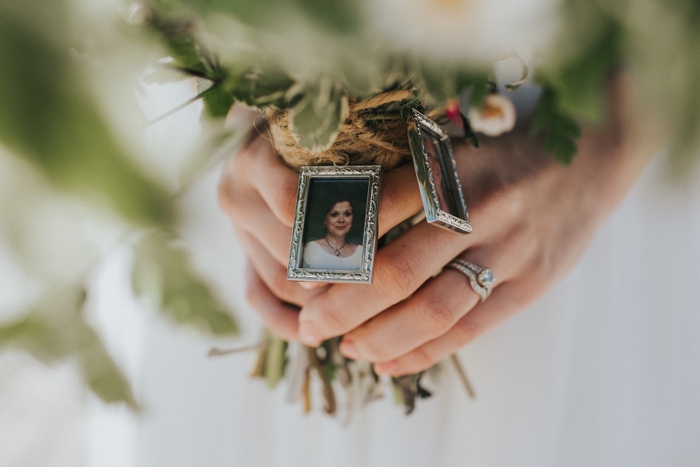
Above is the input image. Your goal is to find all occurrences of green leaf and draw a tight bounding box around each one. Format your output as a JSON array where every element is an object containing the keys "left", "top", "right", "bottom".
[
  {"left": 77, "top": 326, "right": 139, "bottom": 410},
  {"left": 293, "top": 0, "right": 360, "bottom": 34},
  {"left": 460, "top": 113, "right": 479, "bottom": 148},
  {"left": 288, "top": 81, "right": 348, "bottom": 150},
  {"left": 542, "top": 6, "right": 623, "bottom": 123},
  {"left": 531, "top": 87, "right": 582, "bottom": 165},
  {"left": 182, "top": 0, "right": 282, "bottom": 29},
  {"left": 146, "top": 7, "right": 218, "bottom": 77},
  {"left": 0, "top": 287, "right": 138, "bottom": 408},
  {"left": 264, "top": 334, "right": 287, "bottom": 389},
  {"left": 175, "top": 0, "right": 359, "bottom": 34},
  {"left": 201, "top": 85, "right": 236, "bottom": 118},
  {"left": 0, "top": 288, "right": 87, "bottom": 363},
  {"left": 323, "top": 359, "right": 338, "bottom": 383},
  {"left": 415, "top": 60, "right": 490, "bottom": 107},
  {"left": 229, "top": 67, "right": 297, "bottom": 109},
  {"left": 132, "top": 230, "right": 239, "bottom": 335},
  {"left": 146, "top": 5, "right": 300, "bottom": 118},
  {"left": 0, "top": 313, "right": 75, "bottom": 363},
  {"left": 468, "top": 79, "right": 492, "bottom": 109}
]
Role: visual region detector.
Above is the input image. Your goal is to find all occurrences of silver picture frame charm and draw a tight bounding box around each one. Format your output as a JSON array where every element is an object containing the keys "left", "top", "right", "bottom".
[
  {"left": 287, "top": 165, "right": 381, "bottom": 283},
  {"left": 407, "top": 108, "right": 471, "bottom": 234}
]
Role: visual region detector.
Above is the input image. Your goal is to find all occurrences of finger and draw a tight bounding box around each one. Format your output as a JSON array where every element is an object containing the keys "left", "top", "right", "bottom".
[
  {"left": 218, "top": 134, "right": 298, "bottom": 229},
  {"left": 372, "top": 281, "right": 524, "bottom": 376},
  {"left": 238, "top": 198, "right": 292, "bottom": 266},
  {"left": 376, "top": 164, "right": 424, "bottom": 238},
  {"left": 297, "top": 220, "right": 476, "bottom": 346},
  {"left": 219, "top": 186, "right": 292, "bottom": 266},
  {"left": 249, "top": 136, "right": 300, "bottom": 227},
  {"left": 218, "top": 129, "right": 266, "bottom": 198},
  {"left": 245, "top": 263, "right": 300, "bottom": 342},
  {"left": 338, "top": 242, "right": 521, "bottom": 363},
  {"left": 239, "top": 231, "right": 327, "bottom": 306},
  {"left": 338, "top": 268, "right": 481, "bottom": 363}
]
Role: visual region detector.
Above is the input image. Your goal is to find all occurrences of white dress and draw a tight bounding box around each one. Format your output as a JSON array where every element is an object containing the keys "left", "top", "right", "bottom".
[
  {"left": 302, "top": 241, "right": 363, "bottom": 270},
  {"left": 81, "top": 152, "right": 700, "bottom": 467}
]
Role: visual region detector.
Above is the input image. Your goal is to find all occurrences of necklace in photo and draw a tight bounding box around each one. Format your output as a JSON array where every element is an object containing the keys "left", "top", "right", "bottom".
[{"left": 324, "top": 236, "right": 346, "bottom": 256}]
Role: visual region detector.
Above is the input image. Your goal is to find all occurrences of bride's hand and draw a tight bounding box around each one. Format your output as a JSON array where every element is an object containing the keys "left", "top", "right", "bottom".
[
  {"left": 219, "top": 75, "right": 657, "bottom": 374},
  {"left": 320, "top": 128, "right": 641, "bottom": 376},
  {"left": 217, "top": 124, "right": 424, "bottom": 341}
]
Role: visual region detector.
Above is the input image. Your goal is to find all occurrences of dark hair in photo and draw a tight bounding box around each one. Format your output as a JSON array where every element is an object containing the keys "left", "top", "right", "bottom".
[{"left": 303, "top": 178, "right": 368, "bottom": 245}]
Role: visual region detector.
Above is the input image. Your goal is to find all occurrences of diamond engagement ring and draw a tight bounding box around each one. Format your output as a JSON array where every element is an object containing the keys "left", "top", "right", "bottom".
[{"left": 445, "top": 259, "right": 496, "bottom": 302}]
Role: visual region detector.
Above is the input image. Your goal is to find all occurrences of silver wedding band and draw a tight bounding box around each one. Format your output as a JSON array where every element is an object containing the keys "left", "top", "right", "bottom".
[{"left": 445, "top": 259, "right": 496, "bottom": 302}]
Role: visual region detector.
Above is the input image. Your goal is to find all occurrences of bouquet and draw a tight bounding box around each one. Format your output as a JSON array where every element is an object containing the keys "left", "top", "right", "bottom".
[
  {"left": 1, "top": 0, "right": 698, "bottom": 416},
  {"left": 138, "top": 0, "right": 700, "bottom": 416}
]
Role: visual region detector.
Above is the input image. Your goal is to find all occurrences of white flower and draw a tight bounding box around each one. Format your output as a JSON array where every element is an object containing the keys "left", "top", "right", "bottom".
[
  {"left": 363, "top": 0, "right": 561, "bottom": 65},
  {"left": 467, "top": 93, "right": 516, "bottom": 137}
]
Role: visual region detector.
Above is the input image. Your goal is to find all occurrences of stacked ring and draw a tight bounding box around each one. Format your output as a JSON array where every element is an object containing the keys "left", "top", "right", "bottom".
[{"left": 445, "top": 259, "right": 496, "bottom": 302}]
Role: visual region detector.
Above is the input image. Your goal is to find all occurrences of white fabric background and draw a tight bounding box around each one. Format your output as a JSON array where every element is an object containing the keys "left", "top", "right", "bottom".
[
  {"left": 86, "top": 149, "right": 700, "bottom": 467},
  {"left": 1, "top": 81, "right": 699, "bottom": 466}
]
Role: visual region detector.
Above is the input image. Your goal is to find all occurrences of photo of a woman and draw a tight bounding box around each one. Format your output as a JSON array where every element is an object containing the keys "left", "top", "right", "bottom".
[{"left": 300, "top": 179, "right": 368, "bottom": 271}]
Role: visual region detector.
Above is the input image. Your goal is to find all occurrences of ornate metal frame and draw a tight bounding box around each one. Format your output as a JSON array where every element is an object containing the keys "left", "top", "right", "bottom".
[
  {"left": 407, "top": 109, "right": 471, "bottom": 234},
  {"left": 287, "top": 165, "right": 381, "bottom": 283}
]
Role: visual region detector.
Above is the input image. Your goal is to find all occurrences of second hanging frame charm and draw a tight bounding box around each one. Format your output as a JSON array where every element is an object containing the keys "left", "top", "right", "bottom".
[{"left": 407, "top": 109, "right": 471, "bottom": 234}]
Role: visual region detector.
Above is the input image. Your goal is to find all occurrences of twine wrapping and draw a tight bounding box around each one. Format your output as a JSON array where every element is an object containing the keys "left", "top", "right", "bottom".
[{"left": 267, "top": 89, "right": 416, "bottom": 171}]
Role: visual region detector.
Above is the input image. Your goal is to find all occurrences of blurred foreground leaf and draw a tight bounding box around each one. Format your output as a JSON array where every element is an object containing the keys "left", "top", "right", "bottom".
[
  {"left": 289, "top": 81, "right": 348, "bottom": 150},
  {"left": 179, "top": 0, "right": 360, "bottom": 34},
  {"left": 542, "top": 15, "right": 622, "bottom": 123},
  {"left": 77, "top": 325, "right": 139, "bottom": 409},
  {"left": 0, "top": 287, "right": 138, "bottom": 409},
  {"left": 132, "top": 230, "right": 238, "bottom": 335},
  {"left": 0, "top": 7, "right": 173, "bottom": 227},
  {"left": 530, "top": 87, "right": 582, "bottom": 165}
]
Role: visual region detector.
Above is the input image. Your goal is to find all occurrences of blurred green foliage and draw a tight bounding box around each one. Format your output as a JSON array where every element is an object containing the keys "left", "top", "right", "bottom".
[
  {"left": 2, "top": 0, "right": 699, "bottom": 414},
  {"left": 132, "top": 231, "right": 238, "bottom": 335},
  {"left": 0, "top": 0, "right": 239, "bottom": 409},
  {"left": 143, "top": 0, "right": 700, "bottom": 165},
  {"left": 530, "top": 87, "right": 582, "bottom": 166},
  {"left": 288, "top": 82, "right": 348, "bottom": 150},
  {"left": 0, "top": 288, "right": 138, "bottom": 409},
  {"left": 0, "top": 7, "right": 173, "bottom": 227},
  {"left": 180, "top": 0, "right": 360, "bottom": 34}
]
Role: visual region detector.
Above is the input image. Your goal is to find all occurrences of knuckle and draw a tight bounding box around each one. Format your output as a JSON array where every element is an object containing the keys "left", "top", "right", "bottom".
[
  {"left": 413, "top": 294, "right": 457, "bottom": 337},
  {"left": 528, "top": 253, "right": 551, "bottom": 280},
  {"left": 217, "top": 178, "right": 236, "bottom": 215},
  {"left": 451, "top": 316, "right": 482, "bottom": 347},
  {"left": 315, "top": 303, "right": 353, "bottom": 337},
  {"left": 376, "top": 248, "right": 421, "bottom": 299},
  {"left": 405, "top": 347, "right": 436, "bottom": 374},
  {"left": 244, "top": 279, "right": 259, "bottom": 307},
  {"left": 379, "top": 166, "right": 421, "bottom": 229},
  {"left": 217, "top": 166, "right": 248, "bottom": 219},
  {"left": 472, "top": 179, "right": 523, "bottom": 223},
  {"left": 268, "top": 271, "right": 291, "bottom": 296},
  {"left": 356, "top": 337, "right": 390, "bottom": 362},
  {"left": 273, "top": 180, "right": 299, "bottom": 226},
  {"left": 268, "top": 273, "right": 303, "bottom": 306},
  {"left": 379, "top": 188, "right": 402, "bottom": 225}
]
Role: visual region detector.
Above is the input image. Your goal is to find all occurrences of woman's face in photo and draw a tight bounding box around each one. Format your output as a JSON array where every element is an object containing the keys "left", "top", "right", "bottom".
[{"left": 325, "top": 201, "right": 353, "bottom": 238}]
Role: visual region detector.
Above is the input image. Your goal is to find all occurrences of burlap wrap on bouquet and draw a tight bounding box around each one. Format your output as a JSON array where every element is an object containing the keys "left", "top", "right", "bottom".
[{"left": 267, "top": 89, "right": 416, "bottom": 170}]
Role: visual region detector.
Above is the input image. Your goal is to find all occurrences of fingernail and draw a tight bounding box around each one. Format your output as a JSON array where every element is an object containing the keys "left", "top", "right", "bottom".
[
  {"left": 339, "top": 338, "right": 359, "bottom": 359},
  {"left": 374, "top": 360, "right": 398, "bottom": 375},
  {"left": 298, "top": 321, "right": 322, "bottom": 347}
]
